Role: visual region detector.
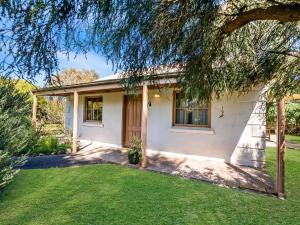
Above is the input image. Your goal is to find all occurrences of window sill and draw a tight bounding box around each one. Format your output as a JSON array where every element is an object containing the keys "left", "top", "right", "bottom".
[
  {"left": 169, "top": 126, "right": 215, "bottom": 135},
  {"left": 82, "top": 122, "right": 104, "bottom": 127}
]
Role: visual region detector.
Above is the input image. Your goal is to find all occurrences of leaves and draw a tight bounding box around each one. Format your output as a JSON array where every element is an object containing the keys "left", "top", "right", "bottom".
[
  {"left": 0, "top": 0, "right": 299, "bottom": 100},
  {"left": 50, "top": 68, "right": 99, "bottom": 86},
  {"left": 0, "top": 79, "right": 32, "bottom": 189}
]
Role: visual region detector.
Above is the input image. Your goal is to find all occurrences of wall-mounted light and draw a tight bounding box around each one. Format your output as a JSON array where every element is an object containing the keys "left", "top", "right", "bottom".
[
  {"left": 148, "top": 93, "right": 161, "bottom": 107},
  {"left": 218, "top": 106, "right": 224, "bottom": 118}
]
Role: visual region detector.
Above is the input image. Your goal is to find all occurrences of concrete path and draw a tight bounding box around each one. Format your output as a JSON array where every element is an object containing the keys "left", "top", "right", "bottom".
[
  {"left": 286, "top": 141, "right": 300, "bottom": 149},
  {"left": 22, "top": 143, "right": 275, "bottom": 194},
  {"left": 267, "top": 134, "right": 300, "bottom": 149}
]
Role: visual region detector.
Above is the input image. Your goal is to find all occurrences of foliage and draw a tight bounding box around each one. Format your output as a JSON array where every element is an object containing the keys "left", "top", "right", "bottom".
[
  {"left": 0, "top": 151, "right": 22, "bottom": 190},
  {"left": 285, "top": 102, "right": 300, "bottom": 134},
  {"left": 0, "top": 1, "right": 299, "bottom": 101},
  {"left": 267, "top": 101, "right": 300, "bottom": 134},
  {"left": 50, "top": 68, "right": 99, "bottom": 86},
  {"left": 0, "top": 79, "right": 33, "bottom": 154},
  {"left": 127, "top": 137, "right": 142, "bottom": 164},
  {"left": 43, "top": 97, "right": 65, "bottom": 125},
  {"left": 11, "top": 79, "right": 63, "bottom": 127},
  {"left": 266, "top": 102, "right": 276, "bottom": 128},
  {"left": 0, "top": 79, "right": 34, "bottom": 189},
  {"left": 44, "top": 123, "right": 65, "bottom": 135},
  {"left": 29, "top": 135, "right": 71, "bottom": 156},
  {"left": 43, "top": 68, "right": 100, "bottom": 126},
  {"left": 20, "top": 124, "right": 72, "bottom": 156},
  {"left": 14, "top": 79, "right": 35, "bottom": 94},
  {"left": 0, "top": 148, "right": 300, "bottom": 224},
  {"left": 14, "top": 79, "right": 48, "bottom": 120}
]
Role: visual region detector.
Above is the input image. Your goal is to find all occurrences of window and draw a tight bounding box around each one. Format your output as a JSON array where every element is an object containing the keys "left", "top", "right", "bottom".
[
  {"left": 173, "top": 92, "right": 210, "bottom": 127},
  {"left": 84, "top": 97, "right": 103, "bottom": 122}
]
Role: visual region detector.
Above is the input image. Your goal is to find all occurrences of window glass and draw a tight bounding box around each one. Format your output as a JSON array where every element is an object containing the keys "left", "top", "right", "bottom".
[
  {"left": 174, "top": 93, "right": 209, "bottom": 126},
  {"left": 85, "top": 97, "right": 103, "bottom": 122}
]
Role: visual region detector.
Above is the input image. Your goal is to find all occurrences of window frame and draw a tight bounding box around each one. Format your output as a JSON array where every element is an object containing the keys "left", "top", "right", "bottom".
[
  {"left": 84, "top": 96, "right": 103, "bottom": 123},
  {"left": 172, "top": 91, "right": 211, "bottom": 128}
]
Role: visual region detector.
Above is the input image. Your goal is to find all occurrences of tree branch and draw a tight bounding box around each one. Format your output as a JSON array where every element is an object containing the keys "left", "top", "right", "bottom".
[
  {"left": 221, "top": 3, "right": 300, "bottom": 34},
  {"left": 267, "top": 50, "right": 300, "bottom": 58}
]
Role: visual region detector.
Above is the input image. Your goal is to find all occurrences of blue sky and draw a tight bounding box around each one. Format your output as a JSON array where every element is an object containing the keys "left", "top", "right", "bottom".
[
  {"left": 0, "top": 49, "right": 115, "bottom": 86},
  {"left": 37, "top": 51, "right": 115, "bottom": 86}
]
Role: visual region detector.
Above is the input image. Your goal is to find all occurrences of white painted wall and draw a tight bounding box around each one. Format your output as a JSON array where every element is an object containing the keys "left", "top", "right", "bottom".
[
  {"left": 65, "top": 92, "right": 124, "bottom": 147},
  {"left": 65, "top": 88, "right": 266, "bottom": 168},
  {"left": 147, "top": 88, "right": 266, "bottom": 167}
]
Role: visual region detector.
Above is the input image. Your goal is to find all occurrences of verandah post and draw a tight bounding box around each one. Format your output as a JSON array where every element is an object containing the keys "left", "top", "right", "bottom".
[
  {"left": 141, "top": 85, "right": 148, "bottom": 168},
  {"left": 32, "top": 93, "right": 37, "bottom": 126},
  {"left": 276, "top": 98, "right": 285, "bottom": 198},
  {"left": 72, "top": 91, "right": 79, "bottom": 154}
]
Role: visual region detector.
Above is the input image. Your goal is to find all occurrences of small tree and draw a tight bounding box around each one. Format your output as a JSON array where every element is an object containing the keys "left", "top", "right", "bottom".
[
  {"left": 43, "top": 68, "right": 100, "bottom": 130},
  {"left": 50, "top": 68, "right": 99, "bottom": 86}
]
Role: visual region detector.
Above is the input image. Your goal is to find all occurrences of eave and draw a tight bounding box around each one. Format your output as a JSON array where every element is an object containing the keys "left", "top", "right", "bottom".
[{"left": 32, "top": 73, "right": 178, "bottom": 96}]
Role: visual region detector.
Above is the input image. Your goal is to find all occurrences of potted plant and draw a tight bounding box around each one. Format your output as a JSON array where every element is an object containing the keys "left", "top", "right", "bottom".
[{"left": 127, "top": 137, "right": 142, "bottom": 165}]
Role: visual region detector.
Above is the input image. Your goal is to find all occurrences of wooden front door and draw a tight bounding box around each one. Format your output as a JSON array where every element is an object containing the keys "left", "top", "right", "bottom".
[{"left": 123, "top": 95, "right": 142, "bottom": 146}]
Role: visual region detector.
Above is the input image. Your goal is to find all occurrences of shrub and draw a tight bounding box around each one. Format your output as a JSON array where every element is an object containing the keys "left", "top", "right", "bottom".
[
  {"left": 267, "top": 101, "right": 300, "bottom": 134},
  {"left": 127, "top": 137, "right": 142, "bottom": 165},
  {"left": 30, "top": 135, "right": 71, "bottom": 156},
  {"left": 285, "top": 102, "right": 300, "bottom": 134},
  {"left": 0, "top": 151, "right": 25, "bottom": 190},
  {"left": 0, "top": 79, "right": 33, "bottom": 189},
  {"left": 15, "top": 125, "right": 43, "bottom": 156}
]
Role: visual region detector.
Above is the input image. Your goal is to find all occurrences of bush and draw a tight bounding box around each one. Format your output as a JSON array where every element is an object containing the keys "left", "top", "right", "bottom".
[
  {"left": 30, "top": 136, "right": 71, "bottom": 156},
  {"left": 267, "top": 101, "right": 300, "bottom": 134},
  {"left": 0, "top": 79, "right": 33, "bottom": 189},
  {"left": 127, "top": 137, "right": 142, "bottom": 165},
  {"left": 285, "top": 102, "right": 300, "bottom": 134},
  {"left": 0, "top": 151, "right": 24, "bottom": 190}
]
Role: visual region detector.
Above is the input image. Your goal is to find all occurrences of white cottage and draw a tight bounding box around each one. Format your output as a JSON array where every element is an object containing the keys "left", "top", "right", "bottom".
[{"left": 32, "top": 72, "right": 266, "bottom": 168}]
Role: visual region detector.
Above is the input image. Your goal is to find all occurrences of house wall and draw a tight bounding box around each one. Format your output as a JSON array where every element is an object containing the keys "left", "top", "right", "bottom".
[
  {"left": 65, "top": 88, "right": 266, "bottom": 168},
  {"left": 65, "top": 92, "right": 124, "bottom": 147}
]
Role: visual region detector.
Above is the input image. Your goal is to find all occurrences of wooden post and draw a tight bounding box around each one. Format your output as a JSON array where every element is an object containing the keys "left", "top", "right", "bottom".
[
  {"left": 72, "top": 91, "right": 79, "bottom": 154},
  {"left": 32, "top": 94, "right": 37, "bottom": 126},
  {"left": 141, "top": 85, "right": 148, "bottom": 168},
  {"left": 276, "top": 98, "right": 285, "bottom": 198}
]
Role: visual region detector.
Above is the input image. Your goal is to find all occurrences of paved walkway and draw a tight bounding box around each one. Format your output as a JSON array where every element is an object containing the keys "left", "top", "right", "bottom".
[
  {"left": 267, "top": 134, "right": 300, "bottom": 149},
  {"left": 22, "top": 143, "right": 275, "bottom": 194}
]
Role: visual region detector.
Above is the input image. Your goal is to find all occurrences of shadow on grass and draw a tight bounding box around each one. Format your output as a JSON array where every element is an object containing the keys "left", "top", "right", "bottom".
[{"left": 21, "top": 147, "right": 275, "bottom": 194}]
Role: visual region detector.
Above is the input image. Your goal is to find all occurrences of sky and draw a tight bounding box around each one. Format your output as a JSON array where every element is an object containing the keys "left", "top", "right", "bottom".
[{"left": 36, "top": 51, "right": 115, "bottom": 86}]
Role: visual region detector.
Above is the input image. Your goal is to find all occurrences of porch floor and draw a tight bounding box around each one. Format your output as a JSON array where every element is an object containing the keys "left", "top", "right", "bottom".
[{"left": 76, "top": 142, "right": 275, "bottom": 194}]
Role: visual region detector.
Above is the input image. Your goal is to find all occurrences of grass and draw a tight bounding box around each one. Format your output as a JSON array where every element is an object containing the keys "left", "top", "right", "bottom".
[
  {"left": 285, "top": 134, "right": 300, "bottom": 144},
  {"left": 0, "top": 148, "right": 299, "bottom": 225}
]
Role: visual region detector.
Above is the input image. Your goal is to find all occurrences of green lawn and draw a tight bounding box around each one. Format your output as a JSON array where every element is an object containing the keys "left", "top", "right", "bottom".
[
  {"left": 286, "top": 134, "right": 300, "bottom": 144},
  {"left": 0, "top": 148, "right": 299, "bottom": 225}
]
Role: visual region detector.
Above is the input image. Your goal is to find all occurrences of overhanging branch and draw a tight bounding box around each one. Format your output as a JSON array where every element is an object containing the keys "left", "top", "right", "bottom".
[
  {"left": 221, "top": 3, "right": 300, "bottom": 34},
  {"left": 267, "top": 50, "right": 300, "bottom": 58}
]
